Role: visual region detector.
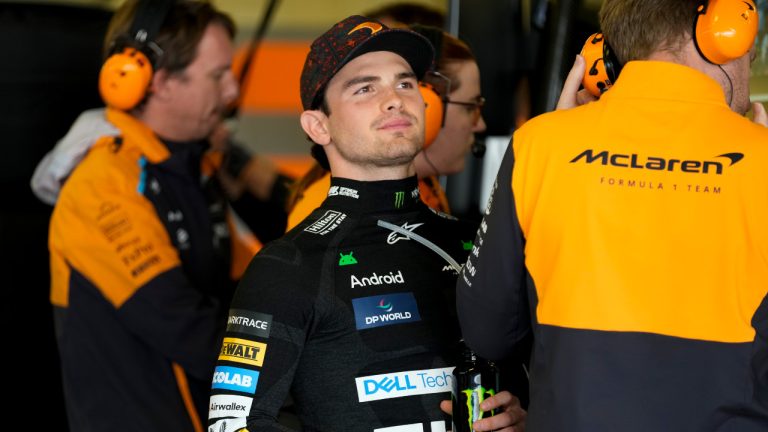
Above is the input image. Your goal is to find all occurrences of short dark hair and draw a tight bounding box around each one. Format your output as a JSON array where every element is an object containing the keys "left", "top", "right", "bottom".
[
  {"left": 365, "top": 2, "right": 445, "bottom": 28},
  {"left": 104, "top": 0, "right": 236, "bottom": 75}
]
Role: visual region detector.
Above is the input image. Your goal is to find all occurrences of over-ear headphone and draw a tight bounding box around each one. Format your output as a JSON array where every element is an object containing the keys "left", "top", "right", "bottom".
[
  {"left": 419, "top": 80, "right": 446, "bottom": 148},
  {"left": 411, "top": 24, "right": 446, "bottom": 149},
  {"left": 99, "top": 0, "right": 174, "bottom": 110},
  {"left": 694, "top": 0, "right": 758, "bottom": 65},
  {"left": 582, "top": 0, "right": 758, "bottom": 97},
  {"left": 581, "top": 32, "right": 621, "bottom": 97}
]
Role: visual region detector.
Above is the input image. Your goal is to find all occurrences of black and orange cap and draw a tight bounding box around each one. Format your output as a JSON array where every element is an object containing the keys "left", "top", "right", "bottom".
[{"left": 300, "top": 15, "right": 434, "bottom": 110}]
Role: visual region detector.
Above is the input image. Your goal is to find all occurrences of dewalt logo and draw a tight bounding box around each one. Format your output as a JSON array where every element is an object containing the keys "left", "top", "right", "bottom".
[
  {"left": 218, "top": 337, "right": 267, "bottom": 367},
  {"left": 570, "top": 149, "right": 743, "bottom": 175}
]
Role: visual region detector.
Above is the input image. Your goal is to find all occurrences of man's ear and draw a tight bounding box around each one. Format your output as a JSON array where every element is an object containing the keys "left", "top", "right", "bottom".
[
  {"left": 147, "top": 69, "right": 172, "bottom": 101},
  {"left": 300, "top": 110, "right": 331, "bottom": 145}
]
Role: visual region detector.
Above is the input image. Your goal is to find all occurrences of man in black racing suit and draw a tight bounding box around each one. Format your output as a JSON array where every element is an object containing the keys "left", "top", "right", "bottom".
[{"left": 208, "top": 14, "right": 526, "bottom": 432}]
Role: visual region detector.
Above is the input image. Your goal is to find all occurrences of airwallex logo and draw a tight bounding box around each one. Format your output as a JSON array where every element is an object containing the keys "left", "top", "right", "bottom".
[
  {"left": 351, "top": 292, "right": 421, "bottom": 330},
  {"left": 570, "top": 149, "right": 744, "bottom": 174},
  {"left": 355, "top": 367, "right": 454, "bottom": 402},
  {"left": 209, "top": 394, "right": 253, "bottom": 419}
]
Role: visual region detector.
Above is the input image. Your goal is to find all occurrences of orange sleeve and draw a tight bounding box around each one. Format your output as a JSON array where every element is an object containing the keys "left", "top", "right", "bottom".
[
  {"left": 286, "top": 173, "right": 331, "bottom": 231},
  {"left": 49, "top": 140, "right": 181, "bottom": 308}
]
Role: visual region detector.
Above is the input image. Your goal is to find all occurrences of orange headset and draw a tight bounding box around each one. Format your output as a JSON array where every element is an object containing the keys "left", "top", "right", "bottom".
[
  {"left": 581, "top": 0, "right": 758, "bottom": 97},
  {"left": 419, "top": 77, "right": 447, "bottom": 149},
  {"left": 580, "top": 32, "right": 620, "bottom": 97},
  {"left": 99, "top": 0, "right": 174, "bottom": 111},
  {"left": 412, "top": 24, "right": 447, "bottom": 149},
  {"left": 694, "top": 0, "right": 758, "bottom": 64}
]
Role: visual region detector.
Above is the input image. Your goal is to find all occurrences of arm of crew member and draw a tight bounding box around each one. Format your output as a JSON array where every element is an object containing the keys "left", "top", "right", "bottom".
[
  {"left": 556, "top": 54, "right": 598, "bottom": 110},
  {"left": 751, "top": 102, "right": 768, "bottom": 127},
  {"left": 456, "top": 142, "right": 530, "bottom": 362},
  {"left": 752, "top": 293, "right": 768, "bottom": 409},
  {"left": 116, "top": 268, "right": 226, "bottom": 380},
  {"left": 53, "top": 173, "right": 233, "bottom": 382},
  {"left": 209, "top": 242, "right": 314, "bottom": 431}
]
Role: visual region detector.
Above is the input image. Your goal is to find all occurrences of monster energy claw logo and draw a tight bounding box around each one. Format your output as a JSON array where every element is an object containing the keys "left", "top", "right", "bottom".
[
  {"left": 394, "top": 191, "right": 405, "bottom": 208},
  {"left": 462, "top": 386, "right": 496, "bottom": 429}
]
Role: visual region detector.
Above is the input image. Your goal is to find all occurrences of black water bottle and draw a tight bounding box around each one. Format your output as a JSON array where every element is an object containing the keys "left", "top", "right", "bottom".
[{"left": 452, "top": 341, "right": 500, "bottom": 432}]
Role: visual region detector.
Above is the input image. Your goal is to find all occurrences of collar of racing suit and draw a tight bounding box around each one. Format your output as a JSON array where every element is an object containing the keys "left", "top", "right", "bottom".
[{"left": 323, "top": 176, "right": 422, "bottom": 215}]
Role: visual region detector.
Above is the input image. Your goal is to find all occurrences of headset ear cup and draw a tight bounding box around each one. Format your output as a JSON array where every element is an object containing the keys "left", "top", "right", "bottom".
[
  {"left": 99, "top": 47, "right": 153, "bottom": 110},
  {"left": 581, "top": 33, "right": 613, "bottom": 97},
  {"left": 419, "top": 82, "right": 444, "bottom": 149},
  {"left": 695, "top": 0, "right": 759, "bottom": 64}
]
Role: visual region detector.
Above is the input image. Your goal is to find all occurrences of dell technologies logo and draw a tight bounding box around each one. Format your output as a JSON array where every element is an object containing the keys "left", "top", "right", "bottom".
[
  {"left": 570, "top": 149, "right": 743, "bottom": 174},
  {"left": 355, "top": 367, "right": 454, "bottom": 402}
]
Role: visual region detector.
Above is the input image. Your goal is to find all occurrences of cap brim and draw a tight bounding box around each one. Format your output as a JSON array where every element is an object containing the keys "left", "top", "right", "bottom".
[{"left": 341, "top": 28, "right": 434, "bottom": 81}]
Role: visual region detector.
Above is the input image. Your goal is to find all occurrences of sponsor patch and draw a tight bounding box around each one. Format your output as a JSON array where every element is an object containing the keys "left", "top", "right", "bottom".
[
  {"left": 218, "top": 337, "right": 267, "bottom": 367},
  {"left": 208, "top": 417, "right": 247, "bottom": 432},
  {"left": 374, "top": 421, "right": 447, "bottom": 432},
  {"left": 226, "top": 309, "right": 272, "bottom": 338},
  {"left": 350, "top": 270, "right": 405, "bottom": 288},
  {"left": 211, "top": 366, "right": 259, "bottom": 394},
  {"left": 352, "top": 292, "right": 421, "bottom": 330},
  {"left": 208, "top": 394, "right": 253, "bottom": 419},
  {"left": 304, "top": 210, "right": 347, "bottom": 235},
  {"left": 386, "top": 222, "right": 423, "bottom": 244},
  {"left": 356, "top": 367, "right": 454, "bottom": 402},
  {"left": 339, "top": 251, "right": 358, "bottom": 266},
  {"left": 328, "top": 185, "right": 359, "bottom": 199}
]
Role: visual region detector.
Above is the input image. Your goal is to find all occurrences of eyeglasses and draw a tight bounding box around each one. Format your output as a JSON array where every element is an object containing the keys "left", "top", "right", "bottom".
[
  {"left": 446, "top": 96, "right": 486, "bottom": 125},
  {"left": 421, "top": 70, "right": 485, "bottom": 125}
]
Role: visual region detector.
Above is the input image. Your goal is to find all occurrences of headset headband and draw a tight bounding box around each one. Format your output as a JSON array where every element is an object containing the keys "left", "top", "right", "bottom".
[{"left": 128, "top": 0, "right": 174, "bottom": 57}]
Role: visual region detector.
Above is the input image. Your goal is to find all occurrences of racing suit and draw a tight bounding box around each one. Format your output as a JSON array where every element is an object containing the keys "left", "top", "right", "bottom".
[
  {"left": 48, "top": 108, "right": 276, "bottom": 431},
  {"left": 286, "top": 172, "right": 451, "bottom": 231},
  {"left": 457, "top": 61, "right": 768, "bottom": 431},
  {"left": 208, "top": 176, "right": 478, "bottom": 431}
]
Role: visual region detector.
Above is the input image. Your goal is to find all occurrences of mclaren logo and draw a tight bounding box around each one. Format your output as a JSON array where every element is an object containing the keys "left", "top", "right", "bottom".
[
  {"left": 570, "top": 149, "right": 743, "bottom": 175},
  {"left": 348, "top": 22, "right": 383, "bottom": 35}
]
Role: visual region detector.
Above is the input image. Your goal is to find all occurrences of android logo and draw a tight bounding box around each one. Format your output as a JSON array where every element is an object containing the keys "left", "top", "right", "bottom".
[
  {"left": 461, "top": 240, "right": 473, "bottom": 251},
  {"left": 338, "top": 251, "right": 358, "bottom": 266}
]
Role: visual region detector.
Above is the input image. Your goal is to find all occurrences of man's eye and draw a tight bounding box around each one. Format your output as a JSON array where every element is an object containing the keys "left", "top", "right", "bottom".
[
  {"left": 398, "top": 81, "right": 415, "bottom": 89},
  {"left": 354, "top": 85, "right": 372, "bottom": 95}
]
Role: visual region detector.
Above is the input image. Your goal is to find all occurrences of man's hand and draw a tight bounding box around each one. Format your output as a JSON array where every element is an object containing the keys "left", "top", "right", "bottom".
[
  {"left": 752, "top": 101, "right": 768, "bottom": 126},
  {"left": 556, "top": 55, "right": 598, "bottom": 110},
  {"left": 440, "top": 391, "right": 526, "bottom": 431}
]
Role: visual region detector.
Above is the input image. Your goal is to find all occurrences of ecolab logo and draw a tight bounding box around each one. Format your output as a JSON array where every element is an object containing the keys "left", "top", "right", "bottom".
[
  {"left": 211, "top": 366, "right": 259, "bottom": 394},
  {"left": 356, "top": 367, "right": 454, "bottom": 402},
  {"left": 570, "top": 149, "right": 743, "bottom": 174},
  {"left": 208, "top": 394, "right": 253, "bottom": 419},
  {"left": 351, "top": 270, "right": 405, "bottom": 288}
]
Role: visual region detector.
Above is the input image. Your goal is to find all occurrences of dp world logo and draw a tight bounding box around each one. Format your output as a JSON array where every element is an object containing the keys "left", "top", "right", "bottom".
[
  {"left": 376, "top": 298, "right": 393, "bottom": 312},
  {"left": 351, "top": 292, "right": 421, "bottom": 330}
]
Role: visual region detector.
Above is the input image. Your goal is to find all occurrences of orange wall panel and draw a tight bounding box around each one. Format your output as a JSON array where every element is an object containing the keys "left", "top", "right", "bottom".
[{"left": 234, "top": 41, "right": 311, "bottom": 114}]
